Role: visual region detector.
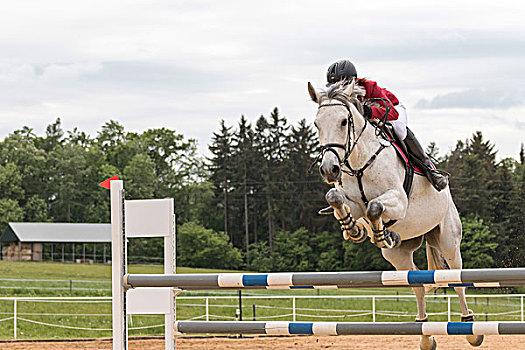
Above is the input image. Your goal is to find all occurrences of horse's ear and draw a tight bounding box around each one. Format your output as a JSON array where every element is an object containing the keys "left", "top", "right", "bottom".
[
  {"left": 343, "top": 79, "right": 355, "bottom": 97},
  {"left": 308, "top": 82, "right": 320, "bottom": 103}
]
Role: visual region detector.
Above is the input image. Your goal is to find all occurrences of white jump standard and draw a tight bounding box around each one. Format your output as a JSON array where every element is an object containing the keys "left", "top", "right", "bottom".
[{"left": 110, "top": 179, "right": 176, "bottom": 350}]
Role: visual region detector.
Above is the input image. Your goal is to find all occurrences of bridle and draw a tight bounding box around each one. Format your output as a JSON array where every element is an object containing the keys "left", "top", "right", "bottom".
[
  {"left": 315, "top": 100, "right": 368, "bottom": 176},
  {"left": 311, "top": 98, "right": 392, "bottom": 207}
]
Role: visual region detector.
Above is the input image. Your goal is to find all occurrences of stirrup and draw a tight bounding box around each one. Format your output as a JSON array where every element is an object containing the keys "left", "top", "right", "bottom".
[{"left": 318, "top": 206, "right": 334, "bottom": 215}]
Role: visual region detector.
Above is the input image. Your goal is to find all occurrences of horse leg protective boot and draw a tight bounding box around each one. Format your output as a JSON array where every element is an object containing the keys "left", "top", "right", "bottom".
[{"left": 404, "top": 128, "right": 448, "bottom": 191}]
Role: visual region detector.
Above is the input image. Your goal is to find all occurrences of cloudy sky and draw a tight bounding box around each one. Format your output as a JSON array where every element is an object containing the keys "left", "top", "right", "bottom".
[{"left": 0, "top": 0, "right": 524, "bottom": 159}]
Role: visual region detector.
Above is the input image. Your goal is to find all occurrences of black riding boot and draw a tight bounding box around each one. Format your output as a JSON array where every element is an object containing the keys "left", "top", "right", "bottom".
[{"left": 404, "top": 128, "right": 448, "bottom": 191}]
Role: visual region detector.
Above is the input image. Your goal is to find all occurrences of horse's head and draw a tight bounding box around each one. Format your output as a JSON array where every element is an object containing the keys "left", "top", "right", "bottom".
[{"left": 308, "top": 80, "right": 365, "bottom": 183}]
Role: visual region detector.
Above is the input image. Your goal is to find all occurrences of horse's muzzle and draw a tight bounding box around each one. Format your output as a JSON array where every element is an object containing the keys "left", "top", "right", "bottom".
[{"left": 319, "top": 163, "right": 341, "bottom": 183}]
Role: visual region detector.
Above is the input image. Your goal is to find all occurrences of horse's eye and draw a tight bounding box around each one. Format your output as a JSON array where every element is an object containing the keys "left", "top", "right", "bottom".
[{"left": 341, "top": 119, "right": 347, "bottom": 127}]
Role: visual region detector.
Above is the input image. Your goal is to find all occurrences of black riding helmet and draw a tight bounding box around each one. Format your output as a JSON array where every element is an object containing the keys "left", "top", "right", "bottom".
[{"left": 326, "top": 60, "right": 357, "bottom": 86}]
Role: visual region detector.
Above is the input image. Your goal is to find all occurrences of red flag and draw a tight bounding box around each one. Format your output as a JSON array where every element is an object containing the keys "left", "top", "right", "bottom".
[{"left": 99, "top": 175, "right": 119, "bottom": 189}]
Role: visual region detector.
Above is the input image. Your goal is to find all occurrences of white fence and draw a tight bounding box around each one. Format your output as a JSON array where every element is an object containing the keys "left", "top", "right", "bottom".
[
  {"left": 178, "top": 294, "right": 525, "bottom": 323},
  {"left": 0, "top": 294, "right": 524, "bottom": 339},
  {"left": 0, "top": 278, "right": 111, "bottom": 292}
]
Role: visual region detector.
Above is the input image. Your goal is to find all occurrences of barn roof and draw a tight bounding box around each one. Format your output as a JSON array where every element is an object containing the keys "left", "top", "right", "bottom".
[{"left": 0, "top": 223, "right": 111, "bottom": 243}]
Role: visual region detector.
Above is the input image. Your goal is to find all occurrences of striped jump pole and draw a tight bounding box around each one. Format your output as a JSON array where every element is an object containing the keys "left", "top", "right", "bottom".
[
  {"left": 175, "top": 321, "right": 525, "bottom": 336},
  {"left": 124, "top": 268, "right": 525, "bottom": 290}
]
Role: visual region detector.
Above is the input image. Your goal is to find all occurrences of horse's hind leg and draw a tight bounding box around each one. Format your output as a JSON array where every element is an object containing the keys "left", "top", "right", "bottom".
[
  {"left": 426, "top": 209, "right": 484, "bottom": 347},
  {"left": 381, "top": 237, "right": 436, "bottom": 350}
]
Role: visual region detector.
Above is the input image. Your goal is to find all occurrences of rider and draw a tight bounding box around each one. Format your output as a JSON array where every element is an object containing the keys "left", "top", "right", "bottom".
[{"left": 326, "top": 59, "right": 448, "bottom": 191}]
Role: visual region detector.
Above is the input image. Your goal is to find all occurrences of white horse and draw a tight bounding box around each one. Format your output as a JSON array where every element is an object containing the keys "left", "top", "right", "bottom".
[{"left": 308, "top": 80, "right": 483, "bottom": 350}]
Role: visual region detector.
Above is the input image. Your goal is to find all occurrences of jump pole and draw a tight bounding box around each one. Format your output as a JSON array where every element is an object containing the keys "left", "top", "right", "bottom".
[
  {"left": 124, "top": 268, "right": 525, "bottom": 290},
  {"left": 175, "top": 321, "right": 525, "bottom": 336}
]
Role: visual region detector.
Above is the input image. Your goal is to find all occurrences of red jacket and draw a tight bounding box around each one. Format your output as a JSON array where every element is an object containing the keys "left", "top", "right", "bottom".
[{"left": 358, "top": 78, "right": 399, "bottom": 121}]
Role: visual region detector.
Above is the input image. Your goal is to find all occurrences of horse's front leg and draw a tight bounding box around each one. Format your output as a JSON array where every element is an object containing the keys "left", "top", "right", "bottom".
[
  {"left": 367, "top": 189, "right": 407, "bottom": 249},
  {"left": 325, "top": 188, "right": 367, "bottom": 242}
]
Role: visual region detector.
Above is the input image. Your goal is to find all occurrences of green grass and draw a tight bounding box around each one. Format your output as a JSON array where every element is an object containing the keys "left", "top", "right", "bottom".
[
  {"left": 0, "top": 261, "right": 246, "bottom": 297},
  {"left": 0, "top": 261, "right": 241, "bottom": 281},
  {"left": 0, "top": 261, "right": 523, "bottom": 339}
]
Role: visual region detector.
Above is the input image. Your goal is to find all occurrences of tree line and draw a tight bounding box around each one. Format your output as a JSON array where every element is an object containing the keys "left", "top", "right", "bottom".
[{"left": 0, "top": 112, "right": 523, "bottom": 272}]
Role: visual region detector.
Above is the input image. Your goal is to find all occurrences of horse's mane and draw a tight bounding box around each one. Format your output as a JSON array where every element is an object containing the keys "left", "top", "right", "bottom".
[{"left": 319, "top": 80, "right": 366, "bottom": 115}]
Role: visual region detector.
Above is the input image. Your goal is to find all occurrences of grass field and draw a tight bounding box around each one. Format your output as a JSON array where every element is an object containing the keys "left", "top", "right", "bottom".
[
  {"left": 0, "top": 261, "right": 243, "bottom": 297},
  {"left": 0, "top": 261, "right": 523, "bottom": 340},
  {"left": 0, "top": 261, "right": 238, "bottom": 282}
]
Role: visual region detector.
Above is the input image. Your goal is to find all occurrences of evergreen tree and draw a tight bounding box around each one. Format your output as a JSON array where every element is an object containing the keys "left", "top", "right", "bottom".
[
  {"left": 283, "top": 119, "right": 329, "bottom": 232},
  {"left": 461, "top": 217, "right": 498, "bottom": 268},
  {"left": 260, "top": 108, "right": 289, "bottom": 249},
  {"left": 230, "top": 116, "right": 255, "bottom": 261},
  {"left": 253, "top": 116, "right": 271, "bottom": 244},
  {"left": 443, "top": 131, "right": 498, "bottom": 221},
  {"left": 208, "top": 120, "right": 235, "bottom": 239},
  {"left": 209, "top": 120, "right": 234, "bottom": 189}
]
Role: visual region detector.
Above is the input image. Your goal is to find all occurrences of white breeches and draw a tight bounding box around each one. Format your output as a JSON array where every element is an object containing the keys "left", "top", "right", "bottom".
[{"left": 391, "top": 103, "right": 407, "bottom": 140}]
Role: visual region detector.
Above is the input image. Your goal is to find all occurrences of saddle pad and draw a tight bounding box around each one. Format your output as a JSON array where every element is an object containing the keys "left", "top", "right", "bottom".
[{"left": 385, "top": 135, "right": 435, "bottom": 176}]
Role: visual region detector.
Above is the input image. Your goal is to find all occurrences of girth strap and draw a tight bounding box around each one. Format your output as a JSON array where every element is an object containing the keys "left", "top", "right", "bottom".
[
  {"left": 383, "top": 131, "right": 415, "bottom": 228},
  {"left": 345, "top": 144, "right": 386, "bottom": 207}
]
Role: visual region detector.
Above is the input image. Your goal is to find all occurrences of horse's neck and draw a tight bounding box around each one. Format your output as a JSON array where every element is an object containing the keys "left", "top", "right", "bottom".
[{"left": 347, "top": 113, "right": 380, "bottom": 169}]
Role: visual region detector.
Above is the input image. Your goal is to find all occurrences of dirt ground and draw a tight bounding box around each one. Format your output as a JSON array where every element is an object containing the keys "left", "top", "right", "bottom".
[{"left": 1, "top": 335, "right": 525, "bottom": 350}]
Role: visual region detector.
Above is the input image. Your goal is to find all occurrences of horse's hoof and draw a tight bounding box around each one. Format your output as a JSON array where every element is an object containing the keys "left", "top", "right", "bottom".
[
  {"left": 461, "top": 309, "right": 475, "bottom": 322},
  {"left": 420, "top": 337, "right": 437, "bottom": 350},
  {"left": 461, "top": 310, "right": 483, "bottom": 347},
  {"left": 466, "top": 335, "right": 484, "bottom": 347},
  {"left": 389, "top": 230, "right": 401, "bottom": 248},
  {"left": 347, "top": 227, "right": 367, "bottom": 243},
  {"left": 377, "top": 229, "right": 401, "bottom": 249},
  {"left": 344, "top": 229, "right": 365, "bottom": 243}
]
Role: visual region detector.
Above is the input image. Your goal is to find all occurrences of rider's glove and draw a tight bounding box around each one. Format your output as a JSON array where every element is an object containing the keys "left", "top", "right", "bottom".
[{"left": 363, "top": 105, "right": 372, "bottom": 119}]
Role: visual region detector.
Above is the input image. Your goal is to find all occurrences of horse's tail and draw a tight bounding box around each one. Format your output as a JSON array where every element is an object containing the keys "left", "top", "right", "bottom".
[
  {"left": 426, "top": 244, "right": 448, "bottom": 270},
  {"left": 425, "top": 241, "right": 448, "bottom": 293}
]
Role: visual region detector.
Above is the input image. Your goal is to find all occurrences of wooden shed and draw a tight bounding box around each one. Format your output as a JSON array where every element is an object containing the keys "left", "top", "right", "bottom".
[{"left": 0, "top": 222, "right": 111, "bottom": 262}]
